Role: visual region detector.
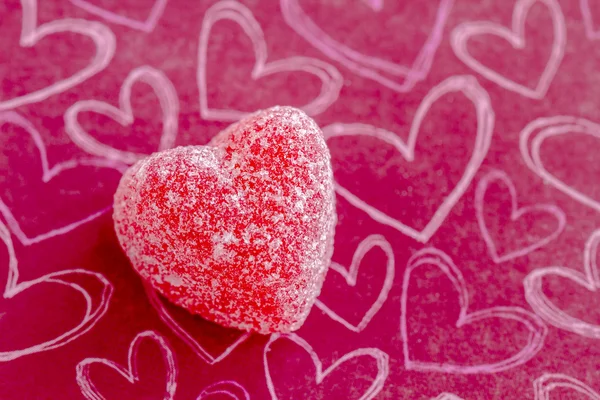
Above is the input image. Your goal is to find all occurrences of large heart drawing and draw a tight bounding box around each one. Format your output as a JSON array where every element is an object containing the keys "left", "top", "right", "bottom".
[
  {"left": 520, "top": 115, "right": 600, "bottom": 213},
  {"left": 323, "top": 75, "right": 494, "bottom": 243},
  {"left": 314, "top": 234, "right": 395, "bottom": 332},
  {"left": 198, "top": 0, "right": 342, "bottom": 121},
  {"left": 451, "top": 0, "right": 566, "bottom": 99},
  {"left": 280, "top": 0, "right": 454, "bottom": 92},
  {"left": 76, "top": 330, "right": 177, "bottom": 400},
  {"left": 0, "top": 112, "right": 125, "bottom": 245},
  {"left": 264, "top": 333, "right": 389, "bottom": 400},
  {"left": 1, "top": 0, "right": 115, "bottom": 111},
  {"left": 533, "top": 373, "right": 600, "bottom": 399},
  {"left": 64, "top": 65, "right": 180, "bottom": 165},
  {"left": 145, "top": 285, "right": 250, "bottom": 365},
  {"left": 475, "top": 169, "right": 566, "bottom": 263},
  {"left": 0, "top": 219, "right": 113, "bottom": 362},
  {"left": 524, "top": 229, "right": 600, "bottom": 338},
  {"left": 401, "top": 248, "right": 547, "bottom": 374},
  {"left": 69, "top": 0, "right": 168, "bottom": 32}
]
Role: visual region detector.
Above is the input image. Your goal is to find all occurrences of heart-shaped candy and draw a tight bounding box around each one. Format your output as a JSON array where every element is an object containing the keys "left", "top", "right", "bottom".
[{"left": 114, "top": 106, "right": 336, "bottom": 334}]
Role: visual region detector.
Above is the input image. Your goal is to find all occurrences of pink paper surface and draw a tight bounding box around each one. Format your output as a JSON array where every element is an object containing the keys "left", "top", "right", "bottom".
[{"left": 1, "top": 0, "right": 600, "bottom": 398}]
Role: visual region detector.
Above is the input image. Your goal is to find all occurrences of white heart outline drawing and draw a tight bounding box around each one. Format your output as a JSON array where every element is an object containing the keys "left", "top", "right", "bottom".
[
  {"left": 520, "top": 115, "right": 600, "bottom": 213},
  {"left": 451, "top": 0, "right": 566, "bottom": 99},
  {"left": 145, "top": 284, "right": 250, "bottom": 365},
  {"left": 64, "top": 65, "right": 180, "bottom": 165},
  {"left": 580, "top": 0, "right": 600, "bottom": 40},
  {"left": 534, "top": 373, "right": 600, "bottom": 399},
  {"left": 524, "top": 228, "right": 600, "bottom": 338},
  {"left": 323, "top": 75, "right": 495, "bottom": 243},
  {"left": 197, "top": 0, "right": 343, "bottom": 121},
  {"left": 0, "top": 219, "right": 113, "bottom": 362},
  {"left": 264, "top": 333, "right": 389, "bottom": 400},
  {"left": 76, "top": 330, "right": 177, "bottom": 400},
  {"left": 314, "top": 234, "right": 395, "bottom": 332},
  {"left": 280, "top": 0, "right": 454, "bottom": 92},
  {"left": 0, "top": 112, "right": 126, "bottom": 246},
  {"left": 69, "top": 0, "right": 168, "bottom": 33},
  {"left": 432, "top": 394, "right": 465, "bottom": 400},
  {"left": 401, "top": 247, "right": 547, "bottom": 374},
  {"left": 475, "top": 169, "right": 566, "bottom": 264},
  {"left": 196, "top": 381, "right": 250, "bottom": 400},
  {"left": 1, "top": 0, "right": 116, "bottom": 111}
]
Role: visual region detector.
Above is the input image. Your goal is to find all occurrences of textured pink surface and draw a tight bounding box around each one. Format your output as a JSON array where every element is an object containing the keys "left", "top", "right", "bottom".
[{"left": 1, "top": 0, "right": 600, "bottom": 398}]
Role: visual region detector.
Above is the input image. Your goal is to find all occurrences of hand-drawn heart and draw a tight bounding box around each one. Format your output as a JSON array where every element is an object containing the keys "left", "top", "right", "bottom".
[
  {"left": 580, "top": 0, "right": 600, "bottom": 40},
  {"left": 145, "top": 286, "right": 250, "bottom": 364},
  {"left": 524, "top": 229, "right": 600, "bottom": 338},
  {"left": 520, "top": 116, "right": 600, "bottom": 213},
  {"left": 0, "top": 220, "right": 113, "bottom": 362},
  {"left": 533, "top": 373, "right": 600, "bottom": 399},
  {"left": 0, "top": 112, "right": 125, "bottom": 245},
  {"left": 314, "top": 234, "right": 395, "bottom": 332},
  {"left": 76, "top": 331, "right": 177, "bottom": 400},
  {"left": 401, "top": 248, "right": 547, "bottom": 374},
  {"left": 451, "top": 0, "right": 566, "bottom": 99},
  {"left": 280, "top": 0, "right": 454, "bottom": 92},
  {"left": 432, "top": 394, "right": 464, "bottom": 400},
  {"left": 264, "top": 333, "right": 389, "bottom": 400},
  {"left": 69, "top": 0, "right": 168, "bottom": 32},
  {"left": 198, "top": 0, "right": 342, "bottom": 121},
  {"left": 64, "top": 65, "right": 180, "bottom": 165},
  {"left": 475, "top": 169, "right": 566, "bottom": 263},
  {"left": 1, "top": 0, "right": 115, "bottom": 111},
  {"left": 323, "top": 75, "right": 494, "bottom": 243},
  {"left": 197, "top": 381, "right": 250, "bottom": 400}
]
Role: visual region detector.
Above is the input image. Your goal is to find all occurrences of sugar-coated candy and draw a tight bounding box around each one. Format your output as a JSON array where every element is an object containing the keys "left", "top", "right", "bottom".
[{"left": 113, "top": 106, "right": 336, "bottom": 334}]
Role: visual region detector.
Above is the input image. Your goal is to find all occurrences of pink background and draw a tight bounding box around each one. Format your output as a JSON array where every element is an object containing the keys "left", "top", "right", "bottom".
[{"left": 1, "top": 0, "right": 600, "bottom": 398}]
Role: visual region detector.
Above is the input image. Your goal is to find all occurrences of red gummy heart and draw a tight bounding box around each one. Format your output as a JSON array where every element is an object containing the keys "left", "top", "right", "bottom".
[{"left": 114, "top": 106, "right": 336, "bottom": 333}]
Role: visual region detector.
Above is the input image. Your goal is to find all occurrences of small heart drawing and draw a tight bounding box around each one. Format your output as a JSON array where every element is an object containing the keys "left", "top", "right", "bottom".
[
  {"left": 1, "top": 0, "right": 115, "bottom": 111},
  {"left": 451, "top": 0, "right": 566, "bottom": 99},
  {"left": 323, "top": 75, "right": 494, "bottom": 243},
  {"left": 533, "top": 373, "right": 600, "bottom": 399},
  {"left": 69, "top": 0, "right": 168, "bottom": 32},
  {"left": 401, "top": 248, "right": 547, "bottom": 374},
  {"left": 198, "top": 0, "right": 342, "bottom": 121},
  {"left": 280, "top": 0, "right": 454, "bottom": 92},
  {"left": 264, "top": 333, "right": 389, "bottom": 400},
  {"left": 0, "top": 220, "right": 113, "bottom": 362},
  {"left": 0, "top": 112, "right": 125, "bottom": 245},
  {"left": 197, "top": 381, "right": 250, "bottom": 400},
  {"left": 76, "top": 330, "right": 177, "bottom": 400},
  {"left": 520, "top": 115, "right": 600, "bottom": 213},
  {"left": 475, "top": 169, "right": 566, "bottom": 263},
  {"left": 315, "top": 234, "right": 395, "bottom": 332},
  {"left": 524, "top": 229, "right": 600, "bottom": 338},
  {"left": 64, "top": 65, "right": 180, "bottom": 165}
]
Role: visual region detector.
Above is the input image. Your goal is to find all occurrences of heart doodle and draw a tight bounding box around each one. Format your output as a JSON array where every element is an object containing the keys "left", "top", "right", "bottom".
[
  {"left": 451, "top": 0, "right": 566, "bottom": 99},
  {"left": 323, "top": 75, "right": 494, "bottom": 243},
  {"left": 0, "top": 112, "right": 125, "bottom": 245},
  {"left": 401, "top": 248, "right": 547, "bottom": 374},
  {"left": 0, "top": 219, "right": 113, "bottom": 362},
  {"left": 315, "top": 234, "right": 395, "bottom": 332},
  {"left": 1, "top": 0, "right": 115, "bottom": 111},
  {"left": 198, "top": 0, "right": 342, "bottom": 121},
  {"left": 533, "top": 373, "right": 600, "bottom": 399},
  {"left": 264, "top": 333, "right": 389, "bottom": 400},
  {"left": 524, "top": 229, "right": 600, "bottom": 338},
  {"left": 475, "top": 169, "right": 566, "bottom": 263},
  {"left": 64, "top": 65, "right": 180, "bottom": 165},
  {"left": 69, "top": 0, "right": 168, "bottom": 32},
  {"left": 280, "top": 0, "right": 454, "bottom": 92},
  {"left": 197, "top": 381, "right": 250, "bottom": 400},
  {"left": 520, "top": 115, "right": 600, "bottom": 213},
  {"left": 145, "top": 285, "right": 250, "bottom": 365},
  {"left": 76, "top": 330, "right": 177, "bottom": 400}
]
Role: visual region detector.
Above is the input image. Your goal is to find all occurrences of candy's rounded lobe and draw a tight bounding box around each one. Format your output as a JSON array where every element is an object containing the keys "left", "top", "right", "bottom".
[{"left": 113, "top": 106, "right": 336, "bottom": 334}]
